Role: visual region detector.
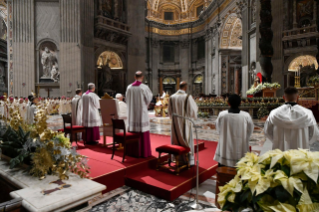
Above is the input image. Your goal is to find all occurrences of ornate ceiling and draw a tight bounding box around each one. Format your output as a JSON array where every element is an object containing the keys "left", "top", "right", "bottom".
[{"left": 147, "top": 0, "right": 212, "bottom": 24}]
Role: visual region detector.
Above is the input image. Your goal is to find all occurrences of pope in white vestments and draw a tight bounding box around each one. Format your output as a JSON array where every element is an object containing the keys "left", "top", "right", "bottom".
[
  {"left": 18, "top": 98, "right": 27, "bottom": 121},
  {"left": 168, "top": 82, "right": 198, "bottom": 165},
  {"left": 72, "top": 89, "right": 83, "bottom": 126},
  {"left": 82, "top": 83, "right": 102, "bottom": 145},
  {"left": 26, "top": 95, "right": 38, "bottom": 125},
  {"left": 214, "top": 94, "right": 254, "bottom": 167},
  {"left": 126, "top": 71, "right": 153, "bottom": 157},
  {"left": 264, "top": 87, "right": 319, "bottom": 151},
  {"left": 115, "top": 93, "right": 128, "bottom": 127}
]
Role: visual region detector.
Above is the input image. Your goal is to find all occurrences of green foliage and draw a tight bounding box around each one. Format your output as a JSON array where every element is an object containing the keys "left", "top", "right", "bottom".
[{"left": 0, "top": 126, "right": 32, "bottom": 168}]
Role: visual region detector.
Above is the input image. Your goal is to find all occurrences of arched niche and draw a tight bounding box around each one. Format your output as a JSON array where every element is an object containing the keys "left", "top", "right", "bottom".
[
  {"left": 97, "top": 51, "right": 123, "bottom": 70},
  {"left": 288, "top": 55, "right": 319, "bottom": 87},
  {"left": 220, "top": 14, "right": 242, "bottom": 49},
  {"left": 193, "top": 74, "right": 203, "bottom": 97},
  {"left": 38, "top": 41, "right": 59, "bottom": 83},
  {"left": 162, "top": 76, "right": 176, "bottom": 95}
]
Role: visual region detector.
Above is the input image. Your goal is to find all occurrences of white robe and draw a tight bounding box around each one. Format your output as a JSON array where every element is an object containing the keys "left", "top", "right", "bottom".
[
  {"left": 264, "top": 104, "right": 319, "bottom": 151},
  {"left": 26, "top": 103, "right": 37, "bottom": 125},
  {"left": 82, "top": 92, "right": 101, "bottom": 127},
  {"left": 71, "top": 95, "right": 83, "bottom": 126},
  {"left": 214, "top": 110, "right": 254, "bottom": 167},
  {"left": 19, "top": 103, "right": 27, "bottom": 121},
  {"left": 168, "top": 90, "right": 198, "bottom": 165},
  {"left": 126, "top": 82, "right": 153, "bottom": 132}
]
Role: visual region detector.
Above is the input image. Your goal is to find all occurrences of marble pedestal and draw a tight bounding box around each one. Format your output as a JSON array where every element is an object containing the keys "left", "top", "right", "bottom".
[{"left": 0, "top": 158, "right": 106, "bottom": 212}]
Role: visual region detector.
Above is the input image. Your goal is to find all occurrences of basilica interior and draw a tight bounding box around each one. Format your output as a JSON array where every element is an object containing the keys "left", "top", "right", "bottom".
[{"left": 1, "top": 0, "right": 319, "bottom": 212}]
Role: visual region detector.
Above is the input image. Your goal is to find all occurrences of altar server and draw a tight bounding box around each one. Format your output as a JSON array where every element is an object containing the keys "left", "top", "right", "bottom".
[
  {"left": 82, "top": 83, "right": 101, "bottom": 145},
  {"left": 264, "top": 86, "right": 319, "bottom": 151},
  {"left": 72, "top": 89, "right": 83, "bottom": 126},
  {"left": 214, "top": 94, "right": 254, "bottom": 167},
  {"left": 168, "top": 81, "right": 198, "bottom": 165},
  {"left": 126, "top": 71, "right": 153, "bottom": 157}
]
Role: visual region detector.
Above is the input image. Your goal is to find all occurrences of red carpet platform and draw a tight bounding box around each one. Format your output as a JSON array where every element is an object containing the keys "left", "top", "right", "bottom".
[{"left": 74, "top": 134, "right": 218, "bottom": 201}]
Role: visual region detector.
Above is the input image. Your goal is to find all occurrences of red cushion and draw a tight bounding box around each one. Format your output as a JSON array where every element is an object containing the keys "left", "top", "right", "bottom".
[
  {"left": 156, "top": 145, "right": 190, "bottom": 155},
  {"left": 115, "top": 132, "right": 140, "bottom": 139},
  {"left": 65, "top": 125, "right": 85, "bottom": 130}
]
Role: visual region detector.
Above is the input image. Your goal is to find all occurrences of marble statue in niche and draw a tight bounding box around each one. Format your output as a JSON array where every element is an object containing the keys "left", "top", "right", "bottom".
[{"left": 39, "top": 42, "right": 58, "bottom": 83}]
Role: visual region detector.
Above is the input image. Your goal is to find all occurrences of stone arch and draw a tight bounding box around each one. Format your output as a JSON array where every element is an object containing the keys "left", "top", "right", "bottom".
[
  {"left": 94, "top": 47, "right": 126, "bottom": 69},
  {"left": 97, "top": 51, "right": 123, "bottom": 70},
  {"left": 36, "top": 38, "right": 59, "bottom": 51},
  {"left": 220, "top": 13, "right": 242, "bottom": 49},
  {"left": 286, "top": 54, "right": 318, "bottom": 73}
]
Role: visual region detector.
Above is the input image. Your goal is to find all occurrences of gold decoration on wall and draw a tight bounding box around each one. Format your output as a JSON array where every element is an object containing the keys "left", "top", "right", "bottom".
[
  {"left": 146, "top": 0, "right": 232, "bottom": 36},
  {"left": 97, "top": 51, "right": 123, "bottom": 70},
  {"left": 288, "top": 55, "right": 318, "bottom": 72},
  {"left": 220, "top": 14, "right": 242, "bottom": 49}
]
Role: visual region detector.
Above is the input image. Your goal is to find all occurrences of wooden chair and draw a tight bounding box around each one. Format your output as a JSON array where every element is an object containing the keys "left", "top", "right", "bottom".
[
  {"left": 111, "top": 118, "right": 140, "bottom": 162},
  {"left": 61, "top": 114, "right": 86, "bottom": 145}
]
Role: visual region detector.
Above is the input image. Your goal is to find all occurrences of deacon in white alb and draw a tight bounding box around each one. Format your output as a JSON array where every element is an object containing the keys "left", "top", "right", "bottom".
[
  {"left": 168, "top": 81, "right": 198, "bottom": 166},
  {"left": 82, "top": 83, "right": 102, "bottom": 145},
  {"left": 214, "top": 94, "right": 254, "bottom": 167},
  {"left": 126, "top": 71, "right": 153, "bottom": 157},
  {"left": 264, "top": 86, "right": 319, "bottom": 151},
  {"left": 72, "top": 89, "right": 83, "bottom": 126}
]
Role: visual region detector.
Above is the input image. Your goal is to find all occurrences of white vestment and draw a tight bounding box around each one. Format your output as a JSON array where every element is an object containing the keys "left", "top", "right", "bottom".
[
  {"left": 214, "top": 110, "right": 254, "bottom": 167},
  {"left": 26, "top": 103, "right": 37, "bottom": 125},
  {"left": 126, "top": 82, "right": 153, "bottom": 132},
  {"left": 264, "top": 104, "right": 319, "bottom": 151},
  {"left": 82, "top": 92, "right": 101, "bottom": 127},
  {"left": 19, "top": 103, "right": 27, "bottom": 121},
  {"left": 71, "top": 95, "right": 83, "bottom": 126},
  {"left": 168, "top": 90, "right": 198, "bottom": 165}
]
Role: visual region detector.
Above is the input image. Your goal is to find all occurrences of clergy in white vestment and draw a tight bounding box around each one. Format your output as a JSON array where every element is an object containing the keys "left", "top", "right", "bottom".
[
  {"left": 82, "top": 83, "right": 102, "bottom": 145},
  {"left": 168, "top": 81, "right": 198, "bottom": 166},
  {"left": 115, "top": 93, "right": 128, "bottom": 121},
  {"left": 18, "top": 98, "right": 27, "bottom": 121},
  {"left": 72, "top": 89, "right": 83, "bottom": 126},
  {"left": 126, "top": 71, "right": 153, "bottom": 157},
  {"left": 214, "top": 94, "right": 254, "bottom": 167},
  {"left": 26, "top": 94, "right": 39, "bottom": 125},
  {"left": 264, "top": 87, "right": 319, "bottom": 151}
]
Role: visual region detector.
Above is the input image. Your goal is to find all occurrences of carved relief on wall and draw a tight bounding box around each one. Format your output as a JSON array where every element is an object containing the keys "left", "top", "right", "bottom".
[
  {"left": 39, "top": 42, "right": 59, "bottom": 83},
  {"left": 0, "top": 4, "right": 7, "bottom": 40},
  {"left": 220, "top": 14, "right": 242, "bottom": 49}
]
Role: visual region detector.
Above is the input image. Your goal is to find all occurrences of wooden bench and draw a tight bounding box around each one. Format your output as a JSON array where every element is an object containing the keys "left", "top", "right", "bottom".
[{"left": 0, "top": 198, "right": 23, "bottom": 212}]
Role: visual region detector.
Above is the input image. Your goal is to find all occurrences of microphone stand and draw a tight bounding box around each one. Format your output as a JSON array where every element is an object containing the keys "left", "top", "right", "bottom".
[{"left": 172, "top": 113, "right": 202, "bottom": 210}]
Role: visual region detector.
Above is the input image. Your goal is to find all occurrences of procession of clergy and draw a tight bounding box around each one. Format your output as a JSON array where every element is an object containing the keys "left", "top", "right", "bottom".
[{"left": 2, "top": 70, "right": 319, "bottom": 165}]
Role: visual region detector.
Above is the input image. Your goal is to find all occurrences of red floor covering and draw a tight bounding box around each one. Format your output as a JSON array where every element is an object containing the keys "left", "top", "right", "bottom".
[{"left": 73, "top": 134, "right": 218, "bottom": 201}]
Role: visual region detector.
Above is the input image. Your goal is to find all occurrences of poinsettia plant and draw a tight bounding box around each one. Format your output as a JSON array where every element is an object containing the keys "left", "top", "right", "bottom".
[
  {"left": 218, "top": 149, "right": 319, "bottom": 212},
  {"left": 246, "top": 82, "right": 281, "bottom": 95}
]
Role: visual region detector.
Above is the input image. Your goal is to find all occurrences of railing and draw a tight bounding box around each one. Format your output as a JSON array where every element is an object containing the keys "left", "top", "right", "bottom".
[
  {"left": 282, "top": 25, "right": 317, "bottom": 38},
  {"left": 95, "top": 16, "right": 130, "bottom": 32}
]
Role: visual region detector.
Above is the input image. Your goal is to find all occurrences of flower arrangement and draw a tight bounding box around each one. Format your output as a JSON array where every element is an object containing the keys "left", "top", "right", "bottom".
[
  {"left": 257, "top": 103, "right": 270, "bottom": 119},
  {"left": 0, "top": 103, "right": 90, "bottom": 180},
  {"left": 218, "top": 149, "right": 319, "bottom": 212},
  {"left": 246, "top": 82, "right": 281, "bottom": 95}
]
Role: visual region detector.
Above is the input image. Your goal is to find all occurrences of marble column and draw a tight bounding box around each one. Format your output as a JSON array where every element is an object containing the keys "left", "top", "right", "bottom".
[
  {"left": 241, "top": 4, "right": 249, "bottom": 97},
  {"left": 180, "top": 39, "right": 190, "bottom": 85},
  {"left": 127, "top": 0, "right": 146, "bottom": 85},
  {"left": 313, "top": 1, "right": 317, "bottom": 25},
  {"left": 271, "top": 0, "right": 284, "bottom": 95},
  {"left": 235, "top": 69, "right": 240, "bottom": 95},
  {"left": 150, "top": 37, "right": 160, "bottom": 95},
  {"left": 205, "top": 28, "right": 212, "bottom": 94}
]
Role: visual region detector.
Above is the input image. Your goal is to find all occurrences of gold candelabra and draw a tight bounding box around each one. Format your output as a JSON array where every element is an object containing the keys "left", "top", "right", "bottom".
[{"left": 295, "top": 67, "right": 301, "bottom": 88}]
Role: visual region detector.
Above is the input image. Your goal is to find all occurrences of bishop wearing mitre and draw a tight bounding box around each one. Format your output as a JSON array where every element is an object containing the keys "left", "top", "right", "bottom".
[
  {"left": 82, "top": 83, "right": 101, "bottom": 145},
  {"left": 126, "top": 71, "right": 153, "bottom": 157},
  {"left": 168, "top": 81, "right": 198, "bottom": 166},
  {"left": 18, "top": 98, "right": 27, "bottom": 121},
  {"left": 264, "top": 87, "right": 319, "bottom": 151}
]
